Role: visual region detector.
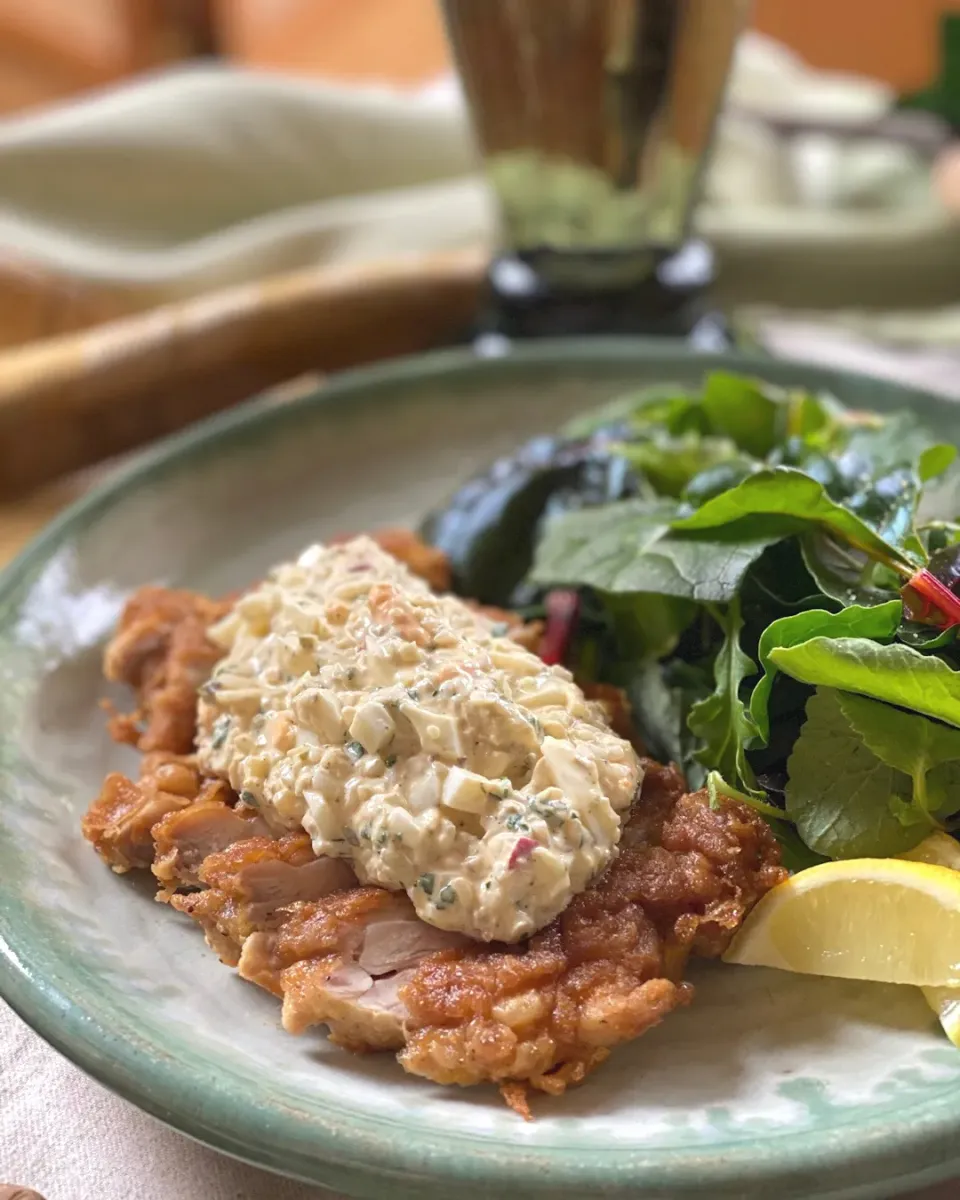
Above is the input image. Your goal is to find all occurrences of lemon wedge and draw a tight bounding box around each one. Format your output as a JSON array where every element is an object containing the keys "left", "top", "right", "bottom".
[
  {"left": 898, "top": 833, "right": 960, "bottom": 1046},
  {"left": 722, "top": 857, "right": 960, "bottom": 986}
]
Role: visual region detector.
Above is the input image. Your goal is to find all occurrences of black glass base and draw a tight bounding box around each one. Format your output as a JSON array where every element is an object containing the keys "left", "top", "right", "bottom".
[{"left": 473, "top": 239, "right": 732, "bottom": 351}]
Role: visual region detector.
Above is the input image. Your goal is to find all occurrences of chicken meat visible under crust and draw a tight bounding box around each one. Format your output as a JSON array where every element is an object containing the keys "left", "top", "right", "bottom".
[{"left": 167, "top": 760, "right": 784, "bottom": 1115}]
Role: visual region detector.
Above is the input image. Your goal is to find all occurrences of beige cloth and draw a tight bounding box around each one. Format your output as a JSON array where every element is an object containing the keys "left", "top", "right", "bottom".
[{"left": 0, "top": 1001, "right": 341, "bottom": 1200}]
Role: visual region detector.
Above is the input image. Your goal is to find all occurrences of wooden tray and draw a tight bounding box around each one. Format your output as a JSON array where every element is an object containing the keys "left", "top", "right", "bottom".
[{"left": 0, "top": 248, "right": 486, "bottom": 503}]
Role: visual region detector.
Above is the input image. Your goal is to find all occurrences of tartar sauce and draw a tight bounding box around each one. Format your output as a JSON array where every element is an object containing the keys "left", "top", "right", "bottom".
[{"left": 196, "top": 537, "right": 642, "bottom": 942}]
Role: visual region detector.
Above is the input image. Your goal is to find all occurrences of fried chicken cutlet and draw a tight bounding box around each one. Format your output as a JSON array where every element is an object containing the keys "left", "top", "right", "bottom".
[{"left": 82, "top": 531, "right": 786, "bottom": 1115}]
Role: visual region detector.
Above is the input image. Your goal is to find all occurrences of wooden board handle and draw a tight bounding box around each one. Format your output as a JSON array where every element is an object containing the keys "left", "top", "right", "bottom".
[{"left": 0, "top": 248, "right": 486, "bottom": 499}]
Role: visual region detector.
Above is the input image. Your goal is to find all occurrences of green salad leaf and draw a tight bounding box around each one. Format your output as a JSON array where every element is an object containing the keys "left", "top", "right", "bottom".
[
  {"left": 687, "top": 600, "right": 759, "bottom": 792},
  {"left": 561, "top": 383, "right": 696, "bottom": 439},
  {"left": 750, "top": 601, "right": 902, "bottom": 742},
  {"left": 624, "top": 660, "right": 711, "bottom": 779},
  {"left": 800, "top": 530, "right": 901, "bottom": 608},
  {"left": 700, "top": 371, "right": 786, "bottom": 458},
  {"left": 614, "top": 434, "right": 739, "bottom": 498},
  {"left": 672, "top": 467, "right": 916, "bottom": 570},
  {"left": 785, "top": 688, "right": 930, "bottom": 859},
  {"left": 836, "top": 690, "right": 960, "bottom": 820},
  {"left": 530, "top": 498, "right": 777, "bottom": 602},
  {"left": 601, "top": 591, "right": 696, "bottom": 665},
  {"left": 424, "top": 367, "right": 960, "bottom": 872},
  {"left": 769, "top": 637, "right": 960, "bottom": 730}
]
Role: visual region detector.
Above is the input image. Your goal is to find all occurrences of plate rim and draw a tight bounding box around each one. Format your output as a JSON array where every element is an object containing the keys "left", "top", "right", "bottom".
[{"left": 3, "top": 337, "right": 960, "bottom": 1199}]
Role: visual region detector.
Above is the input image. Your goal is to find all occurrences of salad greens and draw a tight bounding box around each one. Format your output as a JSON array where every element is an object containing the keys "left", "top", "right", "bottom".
[{"left": 421, "top": 371, "right": 960, "bottom": 864}]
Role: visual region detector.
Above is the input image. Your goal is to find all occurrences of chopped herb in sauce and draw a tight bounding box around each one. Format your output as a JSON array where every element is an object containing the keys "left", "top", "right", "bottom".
[
  {"left": 239, "top": 790, "right": 259, "bottom": 809},
  {"left": 210, "top": 715, "right": 231, "bottom": 749},
  {"left": 435, "top": 883, "right": 457, "bottom": 909},
  {"left": 504, "top": 812, "right": 530, "bottom": 832},
  {"left": 417, "top": 872, "right": 436, "bottom": 895},
  {"left": 345, "top": 740, "right": 366, "bottom": 761},
  {"left": 384, "top": 754, "right": 397, "bottom": 768}
]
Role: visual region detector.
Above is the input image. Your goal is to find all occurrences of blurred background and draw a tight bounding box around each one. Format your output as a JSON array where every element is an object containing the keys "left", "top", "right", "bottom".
[
  {"left": 0, "top": 0, "right": 948, "bottom": 105},
  {"left": 2, "top": 0, "right": 960, "bottom": 546}
]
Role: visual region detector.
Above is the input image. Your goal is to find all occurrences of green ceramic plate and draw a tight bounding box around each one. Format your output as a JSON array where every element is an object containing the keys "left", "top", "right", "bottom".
[{"left": 2, "top": 341, "right": 960, "bottom": 1200}]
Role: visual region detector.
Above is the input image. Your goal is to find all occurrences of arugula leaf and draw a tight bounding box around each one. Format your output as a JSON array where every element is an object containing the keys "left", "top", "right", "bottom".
[
  {"left": 530, "top": 499, "right": 777, "bottom": 602},
  {"left": 785, "top": 688, "right": 929, "bottom": 859},
  {"left": 672, "top": 467, "right": 915, "bottom": 570},
  {"left": 700, "top": 372, "right": 786, "bottom": 458},
  {"left": 836, "top": 690, "right": 960, "bottom": 820},
  {"left": 688, "top": 600, "right": 759, "bottom": 791},
  {"left": 769, "top": 637, "right": 960, "bottom": 730},
  {"left": 750, "top": 601, "right": 902, "bottom": 742}
]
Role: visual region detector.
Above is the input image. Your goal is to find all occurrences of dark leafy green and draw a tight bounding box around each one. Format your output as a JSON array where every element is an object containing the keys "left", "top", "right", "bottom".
[
  {"left": 624, "top": 660, "right": 711, "bottom": 781},
  {"left": 800, "top": 529, "right": 901, "bottom": 608},
  {"left": 530, "top": 499, "right": 777, "bottom": 603},
  {"left": 419, "top": 434, "right": 637, "bottom": 605},
  {"left": 600, "top": 591, "right": 696, "bottom": 668}
]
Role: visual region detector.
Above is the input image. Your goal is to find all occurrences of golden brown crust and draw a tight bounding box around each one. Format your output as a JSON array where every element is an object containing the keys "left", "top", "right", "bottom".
[
  {"left": 103, "top": 586, "right": 231, "bottom": 754},
  {"left": 80, "top": 753, "right": 214, "bottom": 873}
]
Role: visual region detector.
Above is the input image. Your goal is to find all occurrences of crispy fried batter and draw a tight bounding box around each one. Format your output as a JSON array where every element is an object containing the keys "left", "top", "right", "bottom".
[
  {"left": 103, "top": 587, "right": 232, "bottom": 754},
  {"left": 81, "top": 752, "right": 229, "bottom": 872},
  {"left": 152, "top": 798, "right": 271, "bottom": 894},
  {"left": 190, "top": 761, "right": 785, "bottom": 1112},
  {"left": 171, "top": 833, "right": 356, "bottom": 966}
]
